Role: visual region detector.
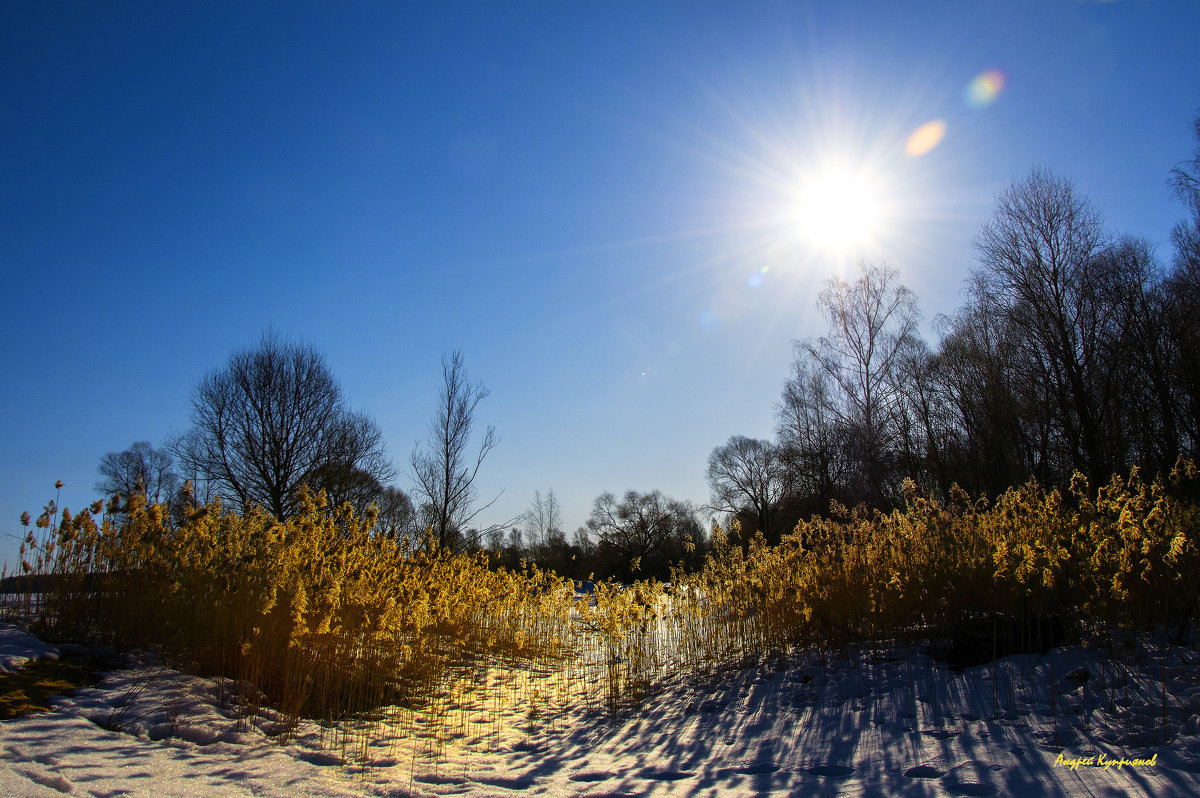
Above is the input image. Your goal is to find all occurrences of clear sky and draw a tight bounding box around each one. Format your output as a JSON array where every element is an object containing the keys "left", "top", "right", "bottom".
[{"left": 3, "top": 1, "right": 1198, "bottom": 569}]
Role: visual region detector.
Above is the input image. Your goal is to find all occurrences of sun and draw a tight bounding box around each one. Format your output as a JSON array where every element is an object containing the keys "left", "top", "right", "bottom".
[{"left": 793, "top": 165, "right": 882, "bottom": 255}]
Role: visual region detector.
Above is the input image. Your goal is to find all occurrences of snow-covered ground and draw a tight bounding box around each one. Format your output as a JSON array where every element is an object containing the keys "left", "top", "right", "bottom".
[{"left": 2, "top": 621, "right": 1199, "bottom": 797}]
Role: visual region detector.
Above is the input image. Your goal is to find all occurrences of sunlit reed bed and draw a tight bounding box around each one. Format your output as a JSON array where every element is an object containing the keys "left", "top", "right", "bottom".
[{"left": 4, "top": 459, "right": 1197, "bottom": 762}]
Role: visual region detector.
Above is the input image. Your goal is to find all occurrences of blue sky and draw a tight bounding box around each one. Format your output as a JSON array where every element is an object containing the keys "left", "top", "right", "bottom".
[{"left": 3, "top": 0, "right": 1198, "bottom": 568}]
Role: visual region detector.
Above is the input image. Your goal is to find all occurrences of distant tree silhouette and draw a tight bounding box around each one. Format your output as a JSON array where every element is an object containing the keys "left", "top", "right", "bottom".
[
  {"left": 890, "top": 335, "right": 958, "bottom": 499},
  {"left": 763, "top": 132, "right": 1200, "bottom": 513},
  {"left": 1090, "top": 237, "right": 1181, "bottom": 473},
  {"left": 523, "top": 488, "right": 563, "bottom": 552},
  {"left": 522, "top": 488, "right": 574, "bottom": 571},
  {"left": 933, "top": 282, "right": 1035, "bottom": 496},
  {"left": 96, "top": 441, "right": 179, "bottom": 510}
]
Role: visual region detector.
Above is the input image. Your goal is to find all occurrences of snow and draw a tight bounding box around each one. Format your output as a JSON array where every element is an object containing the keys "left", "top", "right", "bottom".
[
  {"left": 2, "top": 621, "right": 1200, "bottom": 796},
  {"left": 0, "top": 624, "right": 58, "bottom": 674}
]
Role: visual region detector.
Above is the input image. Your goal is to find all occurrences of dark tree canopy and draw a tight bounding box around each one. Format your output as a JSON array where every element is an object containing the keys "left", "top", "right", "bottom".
[
  {"left": 175, "top": 331, "right": 393, "bottom": 521},
  {"left": 587, "top": 490, "right": 702, "bottom": 581}
]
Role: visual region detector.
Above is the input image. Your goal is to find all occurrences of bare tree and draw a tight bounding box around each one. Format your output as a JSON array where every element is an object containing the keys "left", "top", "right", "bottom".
[
  {"left": 1168, "top": 112, "right": 1200, "bottom": 457},
  {"left": 1171, "top": 112, "right": 1200, "bottom": 275},
  {"left": 571, "top": 526, "right": 594, "bottom": 557},
  {"left": 706, "top": 436, "right": 789, "bottom": 543},
  {"left": 507, "top": 526, "right": 524, "bottom": 552},
  {"left": 891, "top": 336, "right": 958, "bottom": 498},
  {"left": 485, "top": 527, "right": 506, "bottom": 553},
  {"left": 799, "top": 261, "right": 920, "bottom": 506},
  {"left": 776, "top": 357, "right": 848, "bottom": 512},
  {"left": 410, "top": 351, "right": 499, "bottom": 553},
  {"left": 523, "top": 488, "right": 563, "bottom": 551},
  {"left": 1091, "top": 237, "right": 1181, "bottom": 472},
  {"left": 174, "top": 330, "right": 393, "bottom": 520},
  {"left": 306, "top": 409, "right": 394, "bottom": 516},
  {"left": 973, "top": 168, "right": 1114, "bottom": 481},
  {"left": 1166, "top": 274, "right": 1200, "bottom": 459},
  {"left": 374, "top": 485, "right": 418, "bottom": 540},
  {"left": 936, "top": 279, "right": 1045, "bottom": 494},
  {"left": 524, "top": 489, "right": 572, "bottom": 572},
  {"left": 96, "top": 441, "right": 179, "bottom": 508}
]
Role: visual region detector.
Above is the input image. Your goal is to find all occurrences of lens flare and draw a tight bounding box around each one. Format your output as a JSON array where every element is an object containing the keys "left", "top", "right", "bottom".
[
  {"left": 904, "top": 119, "right": 946, "bottom": 157},
  {"left": 965, "top": 69, "right": 1007, "bottom": 108},
  {"left": 747, "top": 264, "right": 769, "bottom": 288}
]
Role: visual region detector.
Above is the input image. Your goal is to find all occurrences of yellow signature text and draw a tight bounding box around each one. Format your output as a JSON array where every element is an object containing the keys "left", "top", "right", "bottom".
[{"left": 1053, "top": 752, "right": 1157, "bottom": 771}]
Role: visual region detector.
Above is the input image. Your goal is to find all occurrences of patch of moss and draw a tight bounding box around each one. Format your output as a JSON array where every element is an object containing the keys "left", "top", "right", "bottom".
[{"left": 0, "top": 657, "right": 100, "bottom": 719}]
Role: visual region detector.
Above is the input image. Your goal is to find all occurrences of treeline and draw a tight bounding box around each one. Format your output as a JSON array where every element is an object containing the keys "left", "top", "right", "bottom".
[
  {"left": 709, "top": 120, "right": 1200, "bottom": 544},
  {"left": 484, "top": 488, "right": 708, "bottom": 583}
]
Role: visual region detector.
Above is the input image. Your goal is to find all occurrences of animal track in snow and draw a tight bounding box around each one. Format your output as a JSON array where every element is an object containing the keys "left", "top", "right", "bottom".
[
  {"left": 568, "top": 771, "right": 617, "bottom": 782},
  {"left": 639, "top": 768, "right": 696, "bottom": 781},
  {"left": 942, "top": 761, "right": 1002, "bottom": 797},
  {"left": 722, "top": 763, "right": 780, "bottom": 776}
]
